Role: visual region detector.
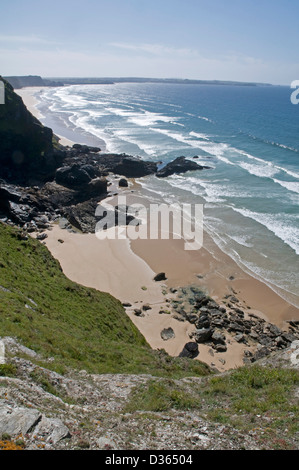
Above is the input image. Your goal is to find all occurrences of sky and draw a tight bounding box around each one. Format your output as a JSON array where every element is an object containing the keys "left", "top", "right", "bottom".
[{"left": 1, "top": 0, "right": 299, "bottom": 84}]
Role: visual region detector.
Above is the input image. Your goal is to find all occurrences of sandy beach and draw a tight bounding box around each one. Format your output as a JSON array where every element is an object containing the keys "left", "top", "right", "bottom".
[{"left": 20, "top": 86, "right": 299, "bottom": 372}]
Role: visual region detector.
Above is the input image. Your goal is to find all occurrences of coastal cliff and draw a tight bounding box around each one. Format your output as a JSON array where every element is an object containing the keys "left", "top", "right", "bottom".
[
  {"left": 0, "top": 77, "right": 62, "bottom": 183},
  {"left": 0, "top": 78, "right": 298, "bottom": 451}
]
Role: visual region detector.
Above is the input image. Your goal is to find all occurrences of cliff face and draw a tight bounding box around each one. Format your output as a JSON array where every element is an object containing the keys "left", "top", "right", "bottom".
[{"left": 0, "top": 77, "right": 63, "bottom": 184}]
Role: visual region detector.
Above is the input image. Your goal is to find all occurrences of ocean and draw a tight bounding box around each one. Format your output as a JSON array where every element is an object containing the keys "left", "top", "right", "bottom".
[{"left": 35, "top": 82, "right": 299, "bottom": 308}]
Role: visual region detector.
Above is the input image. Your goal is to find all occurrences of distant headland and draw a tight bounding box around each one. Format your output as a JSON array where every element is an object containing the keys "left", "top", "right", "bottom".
[{"left": 4, "top": 75, "right": 273, "bottom": 89}]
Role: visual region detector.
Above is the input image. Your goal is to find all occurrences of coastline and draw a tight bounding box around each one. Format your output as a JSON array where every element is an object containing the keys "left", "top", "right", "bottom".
[
  {"left": 16, "top": 86, "right": 106, "bottom": 149},
  {"left": 19, "top": 86, "right": 299, "bottom": 372}
]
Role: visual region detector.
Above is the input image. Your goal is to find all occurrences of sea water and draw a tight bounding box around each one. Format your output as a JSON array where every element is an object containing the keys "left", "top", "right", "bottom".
[{"left": 36, "top": 82, "right": 299, "bottom": 308}]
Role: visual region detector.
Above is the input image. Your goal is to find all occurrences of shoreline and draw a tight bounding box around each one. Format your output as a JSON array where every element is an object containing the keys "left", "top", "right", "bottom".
[
  {"left": 19, "top": 86, "right": 299, "bottom": 371},
  {"left": 16, "top": 86, "right": 106, "bottom": 150}
]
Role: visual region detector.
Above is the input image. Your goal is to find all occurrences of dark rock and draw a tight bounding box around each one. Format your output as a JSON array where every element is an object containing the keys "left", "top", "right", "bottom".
[
  {"left": 211, "top": 318, "right": 226, "bottom": 328},
  {"left": 193, "top": 327, "right": 213, "bottom": 343},
  {"left": 214, "top": 344, "right": 227, "bottom": 353},
  {"left": 99, "top": 154, "right": 157, "bottom": 178},
  {"left": 153, "top": 272, "right": 167, "bottom": 282},
  {"left": 173, "top": 314, "right": 185, "bottom": 322},
  {"left": 142, "top": 304, "right": 152, "bottom": 311},
  {"left": 86, "top": 177, "right": 107, "bottom": 196},
  {"left": 275, "top": 336, "right": 288, "bottom": 348},
  {"left": 7, "top": 201, "right": 31, "bottom": 224},
  {"left": 55, "top": 165, "right": 92, "bottom": 189},
  {"left": 0, "top": 184, "right": 22, "bottom": 203},
  {"left": 36, "top": 232, "right": 48, "bottom": 240},
  {"left": 252, "top": 347, "right": 270, "bottom": 362},
  {"left": 34, "top": 215, "right": 50, "bottom": 229},
  {"left": 232, "top": 308, "right": 245, "bottom": 317},
  {"left": 156, "top": 156, "right": 211, "bottom": 178},
  {"left": 282, "top": 332, "right": 297, "bottom": 344},
  {"left": 161, "top": 327, "right": 175, "bottom": 341},
  {"left": 195, "top": 313, "right": 211, "bottom": 330},
  {"left": 186, "top": 313, "right": 199, "bottom": 324},
  {"left": 249, "top": 331, "right": 259, "bottom": 340},
  {"left": 72, "top": 144, "right": 101, "bottom": 153},
  {"left": 258, "top": 335, "right": 273, "bottom": 347},
  {"left": 194, "top": 296, "right": 210, "bottom": 309},
  {"left": 228, "top": 322, "right": 245, "bottom": 333},
  {"left": 63, "top": 198, "right": 101, "bottom": 232},
  {"left": 268, "top": 324, "right": 282, "bottom": 337},
  {"left": 118, "top": 178, "right": 128, "bottom": 187},
  {"left": 234, "top": 334, "right": 246, "bottom": 343},
  {"left": 133, "top": 309, "right": 144, "bottom": 317},
  {"left": 175, "top": 307, "right": 188, "bottom": 318},
  {"left": 211, "top": 331, "right": 226, "bottom": 345},
  {"left": 207, "top": 300, "right": 220, "bottom": 310},
  {"left": 179, "top": 342, "right": 199, "bottom": 359}
]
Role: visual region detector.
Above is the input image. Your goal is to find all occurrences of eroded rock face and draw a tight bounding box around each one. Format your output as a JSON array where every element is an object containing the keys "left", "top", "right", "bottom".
[
  {"left": 0, "top": 404, "right": 42, "bottom": 436},
  {"left": 0, "top": 77, "right": 62, "bottom": 183}
]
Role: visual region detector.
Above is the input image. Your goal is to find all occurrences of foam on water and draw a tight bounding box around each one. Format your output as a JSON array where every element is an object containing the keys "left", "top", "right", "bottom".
[
  {"left": 232, "top": 207, "right": 299, "bottom": 255},
  {"left": 273, "top": 179, "right": 299, "bottom": 194}
]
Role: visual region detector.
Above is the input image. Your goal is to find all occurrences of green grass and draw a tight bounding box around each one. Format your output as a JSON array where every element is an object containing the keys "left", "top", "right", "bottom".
[
  {"left": 202, "top": 366, "right": 299, "bottom": 415},
  {"left": 125, "top": 365, "right": 299, "bottom": 445},
  {"left": 200, "top": 365, "right": 299, "bottom": 447},
  {"left": 0, "top": 363, "right": 17, "bottom": 377},
  {"left": 124, "top": 379, "right": 201, "bottom": 413},
  {"left": 0, "top": 222, "right": 210, "bottom": 378}
]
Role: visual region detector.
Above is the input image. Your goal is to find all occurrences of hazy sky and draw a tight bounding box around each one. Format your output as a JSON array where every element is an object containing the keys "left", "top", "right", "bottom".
[{"left": 1, "top": 0, "right": 298, "bottom": 84}]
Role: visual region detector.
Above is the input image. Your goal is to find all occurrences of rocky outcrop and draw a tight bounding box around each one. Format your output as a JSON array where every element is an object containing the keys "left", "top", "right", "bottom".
[
  {"left": 0, "top": 77, "right": 64, "bottom": 184},
  {"left": 170, "top": 286, "right": 299, "bottom": 364},
  {"left": 0, "top": 77, "right": 212, "bottom": 233},
  {"left": 156, "top": 156, "right": 211, "bottom": 178}
]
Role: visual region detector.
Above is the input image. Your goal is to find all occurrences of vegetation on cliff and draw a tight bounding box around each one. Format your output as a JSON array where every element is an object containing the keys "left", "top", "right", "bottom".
[{"left": 0, "top": 222, "right": 210, "bottom": 378}]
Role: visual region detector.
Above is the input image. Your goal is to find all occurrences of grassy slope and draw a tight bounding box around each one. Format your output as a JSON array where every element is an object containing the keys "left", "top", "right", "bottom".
[{"left": 0, "top": 222, "right": 210, "bottom": 378}]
